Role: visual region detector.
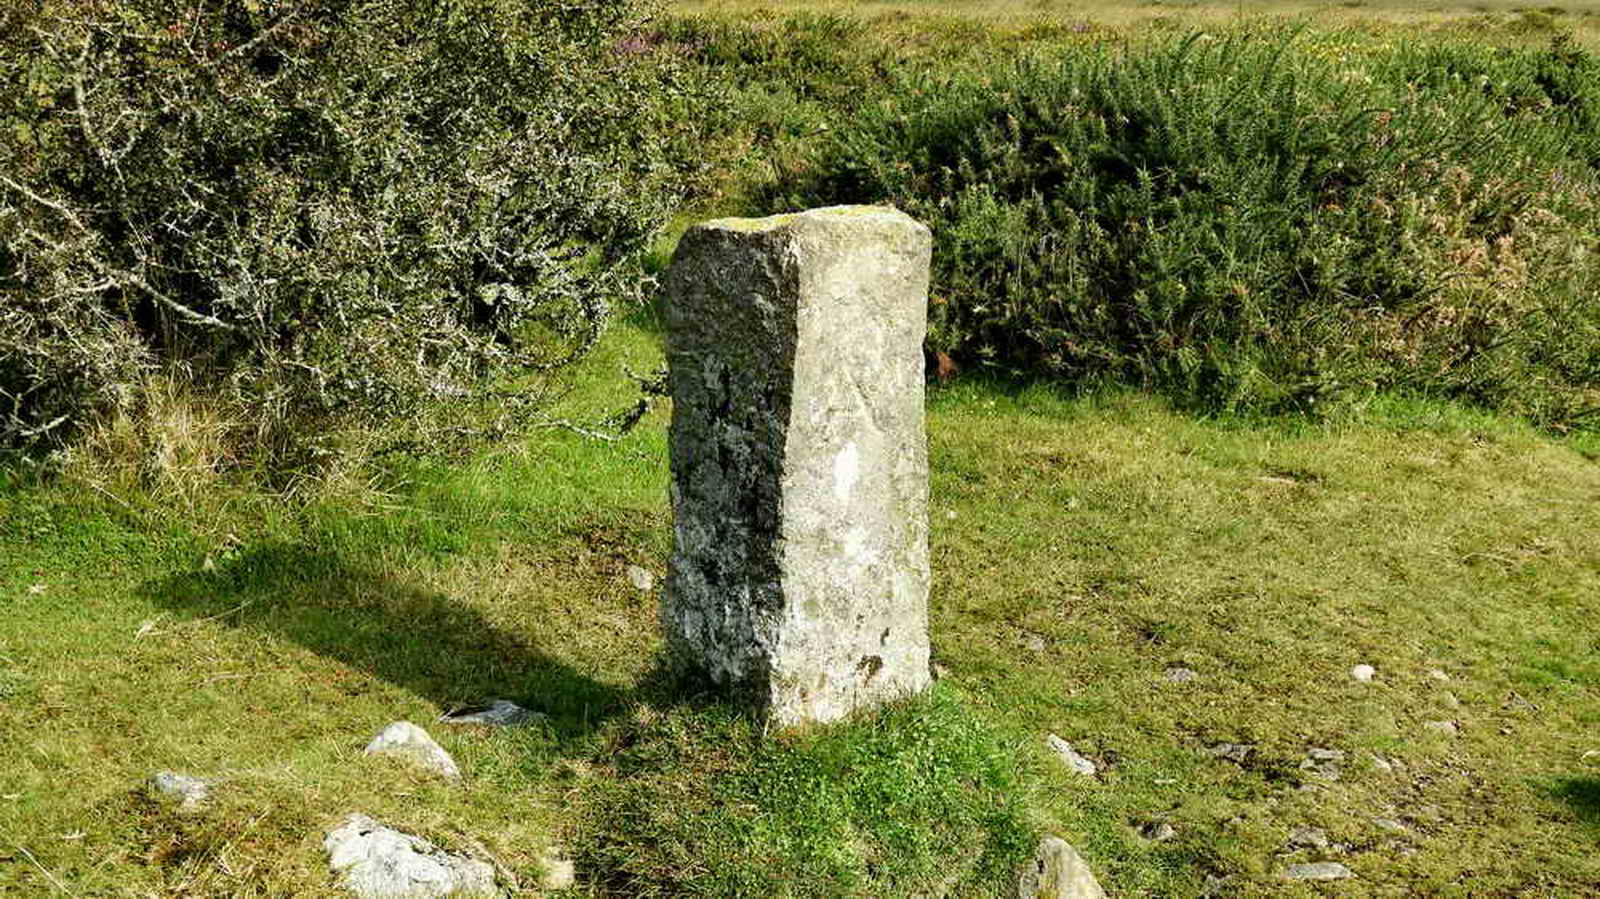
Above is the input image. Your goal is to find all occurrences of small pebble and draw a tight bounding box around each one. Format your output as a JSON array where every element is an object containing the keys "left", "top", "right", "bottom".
[
  {"left": 1427, "top": 668, "right": 1450, "bottom": 682},
  {"left": 1367, "top": 753, "right": 1394, "bottom": 774},
  {"left": 1138, "top": 820, "right": 1177, "bottom": 842},
  {"left": 1350, "top": 664, "right": 1375, "bottom": 682},
  {"left": 1373, "top": 817, "right": 1407, "bottom": 833},
  {"left": 625, "top": 565, "right": 655, "bottom": 593},
  {"left": 1206, "top": 742, "right": 1254, "bottom": 763},
  {"left": 1165, "top": 667, "right": 1199, "bottom": 683},
  {"left": 1423, "top": 720, "right": 1460, "bottom": 737}
]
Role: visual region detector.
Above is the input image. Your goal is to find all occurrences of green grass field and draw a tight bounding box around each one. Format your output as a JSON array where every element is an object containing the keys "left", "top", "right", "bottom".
[
  {"left": 5, "top": 1, "right": 1600, "bottom": 895},
  {"left": 4, "top": 312, "right": 1599, "bottom": 894}
]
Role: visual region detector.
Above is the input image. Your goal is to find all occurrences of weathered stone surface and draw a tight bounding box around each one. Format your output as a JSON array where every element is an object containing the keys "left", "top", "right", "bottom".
[
  {"left": 1047, "top": 734, "right": 1097, "bottom": 776},
  {"left": 1018, "top": 836, "right": 1107, "bottom": 899},
  {"left": 1283, "top": 861, "right": 1355, "bottom": 881},
  {"left": 1350, "top": 663, "right": 1375, "bottom": 682},
  {"left": 364, "top": 721, "right": 460, "bottom": 779},
  {"left": 438, "top": 700, "right": 544, "bottom": 728},
  {"left": 148, "top": 771, "right": 212, "bottom": 812},
  {"left": 323, "top": 813, "right": 497, "bottom": 898},
  {"left": 661, "top": 205, "right": 934, "bottom": 728}
]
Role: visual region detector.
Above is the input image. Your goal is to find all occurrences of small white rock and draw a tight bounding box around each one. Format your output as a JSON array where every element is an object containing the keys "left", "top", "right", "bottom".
[
  {"left": 539, "top": 848, "right": 576, "bottom": 890},
  {"left": 1165, "top": 667, "right": 1199, "bottom": 683},
  {"left": 1373, "top": 817, "right": 1407, "bottom": 833},
  {"left": 1018, "top": 836, "right": 1106, "bottom": 898},
  {"left": 364, "top": 721, "right": 461, "bottom": 779},
  {"left": 1286, "top": 826, "right": 1328, "bottom": 850},
  {"left": 1046, "top": 734, "right": 1097, "bottom": 776},
  {"left": 1427, "top": 668, "right": 1450, "bottom": 682},
  {"left": 148, "top": 771, "right": 212, "bottom": 812},
  {"left": 625, "top": 565, "right": 654, "bottom": 593},
  {"left": 1350, "top": 664, "right": 1375, "bottom": 682},
  {"left": 1423, "top": 720, "right": 1460, "bottom": 737}
]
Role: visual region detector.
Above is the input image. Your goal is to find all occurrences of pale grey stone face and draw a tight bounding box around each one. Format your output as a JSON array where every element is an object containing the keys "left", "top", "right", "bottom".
[{"left": 662, "top": 205, "right": 934, "bottom": 728}]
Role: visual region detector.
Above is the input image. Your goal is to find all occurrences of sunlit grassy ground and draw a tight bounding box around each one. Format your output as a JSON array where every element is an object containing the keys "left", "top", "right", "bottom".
[{"left": 3, "top": 314, "right": 1598, "bottom": 894}]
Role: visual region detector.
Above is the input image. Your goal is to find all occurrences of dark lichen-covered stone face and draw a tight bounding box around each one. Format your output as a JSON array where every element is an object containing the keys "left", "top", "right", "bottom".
[{"left": 661, "top": 205, "right": 934, "bottom": 728}]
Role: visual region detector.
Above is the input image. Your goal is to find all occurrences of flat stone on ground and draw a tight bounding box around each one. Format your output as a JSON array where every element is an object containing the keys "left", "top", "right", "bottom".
[
  {"left": 323, "top": 813, "right": 497, "bottom": 898},
  {"left": 1046, "top": 734, "right": 1097, "bottom": 776},
  {"left": 438, "top": 700, "right": 544, "bottom": 728},
  {"left": 1284, "top": 861, "right": 1355, "bottom": 881}
]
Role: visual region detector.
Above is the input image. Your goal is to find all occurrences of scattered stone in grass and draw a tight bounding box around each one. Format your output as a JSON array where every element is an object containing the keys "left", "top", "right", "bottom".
[
  {"left": 1350, "top": 664, "right": 1375, "bottom": 682},
  {"left": 323, "top": 813, "right": 497, "bottom": 898},
  {"left": 148, "top": 771, "right": 212, "bottom": 812},
  {"left": 1441, "top": 692, "right": 1461, "bottom": 710},
  {"left": 438, "top": 700, "right": 544, "bottom": 728},
  {"left": 1283, "top": 861, "right": 1354, "bottom": 881},
  {"left": 1200, "top": 873, "right": 1234, "bottom": 897},
  {"left": 1301, "top": 748, "right": 1345, "bottom": 781},
  {"left": 1165, "top": 667, "right": 1199, "bottom": 683},
  {"left": 1018, "top": 835, "right": 1106, "bottom": 899},
  {"left": 539, "top": 848, "right": 576, "bottom": 891},
  {"left": 1047, "top": 734, "right": 1097, "bottom": 776},
  {"left": 1286, "top": 827, "right": 1329, "bottom": 851},
  {"left": 1205, "top": 742, "right": 1255, "bottom": 763},
  {"left": 1367, "top": 753, "right": 1397, "bottom": 774},
  {"left": 26, "top": 583, "right": 45, "bottom": 595},
  {"left": 625, "top": 565, "right": 654, "bottom": 593},
  {"left": 1373, "top": 817, "right": 1408, "bottom": 833},
  {"left": 1022, "top": 631, "right": 1048, "bottom": 653},
  {"left": 1427, "top": 669, "right": 1450, "bottom": 682},
  {"left": 1136, "top": 819, "right": 1177, "bottom": 842},
  {"left": 1423, "top": 720, "right": 1460, "bottom": 737},
  {"left": 364, "top": 721, "right": 461, "bottom": 779},
  {"left": 932, "top": 662, "right": 951, "bottom": 680}
]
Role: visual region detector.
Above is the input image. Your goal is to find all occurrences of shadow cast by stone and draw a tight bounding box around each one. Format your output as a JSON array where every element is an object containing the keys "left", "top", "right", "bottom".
[
  {"left": 139, "top": 543, "right": 636, "bottom": 740},
  {"left": 1549, "top": 776, "right": 1600, "bottom": 829}
]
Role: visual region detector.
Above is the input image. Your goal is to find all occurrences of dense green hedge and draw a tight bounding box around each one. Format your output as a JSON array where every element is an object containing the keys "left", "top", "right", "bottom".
[
  {"left": 0, "top": 0, "right": 691, "bottom": 460},
  {"left": 746, "top": 27, "right": 1600, "bottom": 428}
]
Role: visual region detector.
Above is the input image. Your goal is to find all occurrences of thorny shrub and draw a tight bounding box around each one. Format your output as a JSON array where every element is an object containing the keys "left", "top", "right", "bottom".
[{"left": 0, "top": 0, "right": 688, "bottom": 467}]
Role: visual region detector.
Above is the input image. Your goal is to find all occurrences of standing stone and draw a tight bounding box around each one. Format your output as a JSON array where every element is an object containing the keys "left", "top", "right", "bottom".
[
  {"left": 662, "top": 205, "right": 933, "bottom": 728},
  {"left": 1018, "top": 836, "right": 1107, "bottom": 899}
]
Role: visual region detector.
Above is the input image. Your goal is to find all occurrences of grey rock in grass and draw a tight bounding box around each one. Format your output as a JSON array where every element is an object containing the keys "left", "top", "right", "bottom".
[
  {"left": 1286, "top": 827, "right": 1329, "bottom": 851},
  {"left": 1350, "top": 664, "right": 1375, "bottom": 682},
  {"left": 1423, "top": 719, "right": 1460, "bottom": 737},
  {"left": 323, "top": 813, "right": 497, "bottom": 898},
  {"left": 1284, "top": 861, "right": 1355, "bottom": 881},
  {"left": 1373, "top": 817, "right": 1408, "bottom": 833},
  {"left": 1427, "top": 668, "right": 1451, "bottom": 682},
  {"left": 148, "top": 771, "right": 212, "bottom": 812},
  {"left": 1136, "top": 819, "right": 1177, "bottom": 842},
  {"left": 625, "top": 565, "right": 655, "bottom": 593},
  {"left": 1018, "top": 836, "right": 1107, "bottom": 899},
  {"left": 1300, "top": 748, "right": 1345, "bottom": 781},
  {"left": 661, "top": 205, "right": 933, "bottom": 728},
  {"left": 1165, "top": 666, "right": 1199, "bottom": 683},
  {"left": 365, "top": 721, "right": 460, "bottom": 779},
  {"left": 1046, "top": 734, "right": 1097, "bottom": 776},
  {"left": 1206, "top": 742, "right": 1255, "bottom": 764},
  {"left": 438, "top": 700, "right": 544, "bottom": 728}
]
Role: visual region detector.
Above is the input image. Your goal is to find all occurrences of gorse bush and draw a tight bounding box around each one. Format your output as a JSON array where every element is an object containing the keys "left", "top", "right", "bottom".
[
  {"left": 0, "top": 0, "right": 686, "bottom": 462},
  {"left": 763, "top": 29, "right": 1600, "bottom": 428}
]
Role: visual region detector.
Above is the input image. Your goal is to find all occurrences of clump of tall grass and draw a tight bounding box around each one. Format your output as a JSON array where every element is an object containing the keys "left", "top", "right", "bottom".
[{"left": 765, "top": 29, "right": 1600, "bottom": 430}]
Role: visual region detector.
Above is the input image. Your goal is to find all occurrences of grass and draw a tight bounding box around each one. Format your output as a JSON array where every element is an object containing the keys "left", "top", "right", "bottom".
[
  {"left": 4, "top": 310, "right": 1599, "bottom": 894},
  {"left": 5, "top": 5, "right": 1600, "bottom": 895}
]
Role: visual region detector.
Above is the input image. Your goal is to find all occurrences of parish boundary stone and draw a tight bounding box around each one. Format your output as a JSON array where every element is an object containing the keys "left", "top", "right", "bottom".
[{"left": 662, "top": 205, "right": 933, "bottom": 728}]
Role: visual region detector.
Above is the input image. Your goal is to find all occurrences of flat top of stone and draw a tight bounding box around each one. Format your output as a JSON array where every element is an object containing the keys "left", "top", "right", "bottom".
[{"left": 692, "top": 204, "right": 927, "bottom": 235}]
